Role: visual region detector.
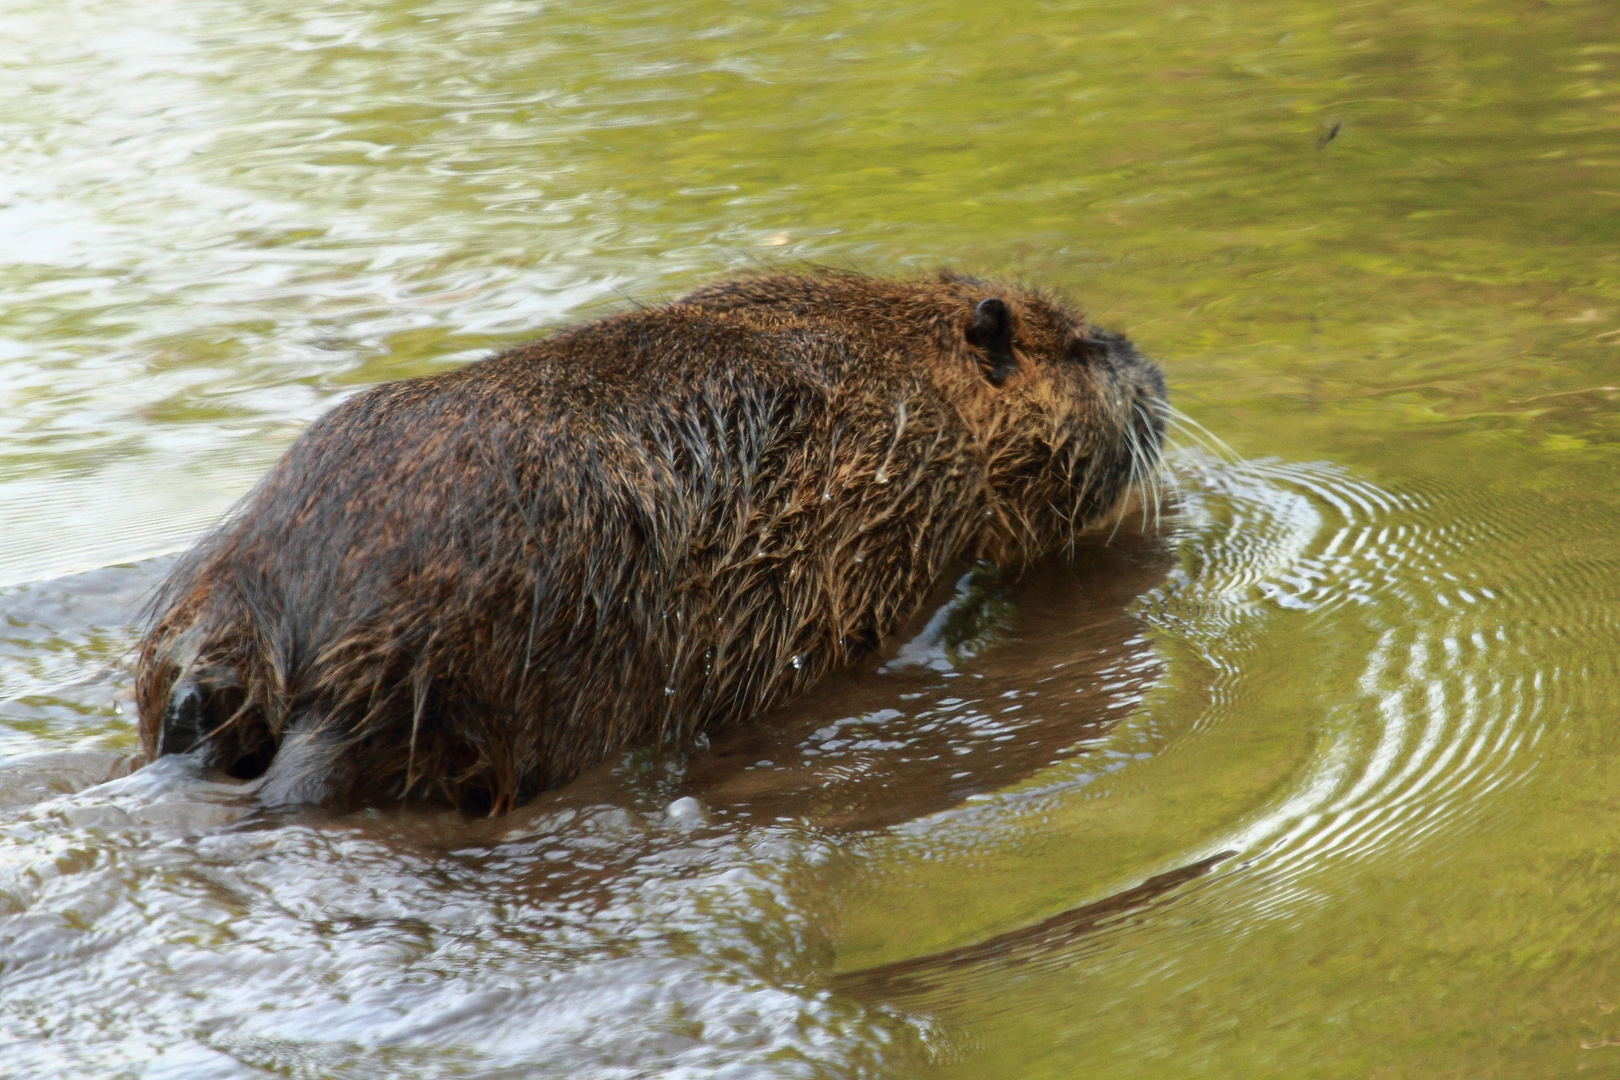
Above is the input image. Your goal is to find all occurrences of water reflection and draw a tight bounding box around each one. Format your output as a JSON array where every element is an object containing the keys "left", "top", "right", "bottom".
[
  {"left": 2, "top": 449, "right": 1550, "bottom": 1077},
  {"left": 826, "top": 452, "right": 1576, "bottom": 1072},
  {"left": 0, "top": 480, "right": 1179, "bottom": 1078},
  {"left": 683, "top": 539, "right": 1174, "bottom": 832},
  {"left": 4, "top": 0, "right": 1620, "bottom": 1074}
]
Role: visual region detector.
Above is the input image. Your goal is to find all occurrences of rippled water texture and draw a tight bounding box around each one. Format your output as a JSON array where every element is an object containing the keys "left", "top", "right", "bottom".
[{"left": 3, "top": 1, "right": 1620, "bottom": 1076}]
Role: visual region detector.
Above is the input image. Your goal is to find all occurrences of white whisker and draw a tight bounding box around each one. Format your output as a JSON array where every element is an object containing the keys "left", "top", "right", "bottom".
[
  {"left": 1110, "top": 418, "right": 1140, "bottom": 544},
  {"left": 1165, "top": 405, "right": 1238, "bottom": 462},
  {"left": 1134, "top": 402, "right": 1164, "bottom": 532}
]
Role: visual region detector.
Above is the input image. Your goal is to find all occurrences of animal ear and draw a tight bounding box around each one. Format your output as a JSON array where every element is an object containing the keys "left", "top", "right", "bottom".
[{"left": 965, "top": 297, "right": 1016, "bottom": 387}]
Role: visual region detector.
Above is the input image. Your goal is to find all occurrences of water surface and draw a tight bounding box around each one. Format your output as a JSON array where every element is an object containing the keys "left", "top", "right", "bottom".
[{"left": 2, "top": 0, "right": 1619, "bottom": 1076}]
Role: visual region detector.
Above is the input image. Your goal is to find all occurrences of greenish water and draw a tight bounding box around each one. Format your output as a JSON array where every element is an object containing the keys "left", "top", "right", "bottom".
[{"left": 2, "top": 0, "right": 1619, "bottom": 1076}]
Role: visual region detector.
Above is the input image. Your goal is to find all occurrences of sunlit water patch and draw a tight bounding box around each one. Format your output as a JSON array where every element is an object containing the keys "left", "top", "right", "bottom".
[{"left": 0, "top": 761, "right": 939, "bottom": 1079}]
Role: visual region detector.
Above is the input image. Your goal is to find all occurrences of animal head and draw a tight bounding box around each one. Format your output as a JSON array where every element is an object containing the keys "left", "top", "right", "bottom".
[{"left": 935, "top": 274, "right": 1168, "bottom": 560}]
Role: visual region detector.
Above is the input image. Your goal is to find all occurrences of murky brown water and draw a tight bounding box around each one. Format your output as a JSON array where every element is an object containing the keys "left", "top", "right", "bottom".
[{"left": 4, "top": 0, "right": 1620, "bottom": 1076}]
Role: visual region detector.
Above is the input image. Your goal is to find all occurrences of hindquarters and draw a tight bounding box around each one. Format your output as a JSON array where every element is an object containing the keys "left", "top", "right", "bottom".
[
  {"left": 132, "top": 364, "right": 764, "bottom": 812},
  {"left": 130, "top": 374, "right": 641, "bottom": 811}
]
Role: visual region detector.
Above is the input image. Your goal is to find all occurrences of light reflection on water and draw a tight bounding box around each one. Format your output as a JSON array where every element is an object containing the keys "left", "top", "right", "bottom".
[
  {"left": 3, "top": 0, "right": 1620, "bottom": 1076},
  {"left": 0, "top": 451, "right": 1563, "bottom": 1077}
]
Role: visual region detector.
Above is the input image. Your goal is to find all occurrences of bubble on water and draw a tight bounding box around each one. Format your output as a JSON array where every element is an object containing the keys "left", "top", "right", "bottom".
[{"left": 665, "top": 796, "right": 709, "bottom": 829}]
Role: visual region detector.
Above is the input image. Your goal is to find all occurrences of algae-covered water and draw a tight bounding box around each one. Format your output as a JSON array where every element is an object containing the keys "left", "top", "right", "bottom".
[{"left": 3, "top": 0, "right": 1619, "bottom": 1076}]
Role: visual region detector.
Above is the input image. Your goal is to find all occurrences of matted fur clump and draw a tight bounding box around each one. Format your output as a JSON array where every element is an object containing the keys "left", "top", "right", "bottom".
[{"left": 134, "top": 271, "right": 1167, "bottom": 813}]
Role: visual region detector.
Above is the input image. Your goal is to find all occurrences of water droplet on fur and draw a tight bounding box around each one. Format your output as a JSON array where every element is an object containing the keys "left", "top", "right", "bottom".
[
  {"left": 791, "top": 654, "right": 804, "bottom": 670},
  {"left": 875, "top": 469, "right": 890, "bottom": 485},
  {"left": 663, "top": 684, "right": 675, "bottom": 696}
]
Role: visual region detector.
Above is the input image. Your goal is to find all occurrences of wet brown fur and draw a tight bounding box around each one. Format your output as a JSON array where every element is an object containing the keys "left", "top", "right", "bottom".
[{"left": 133, "top": 271, "right": 1167, "bottom": 813}]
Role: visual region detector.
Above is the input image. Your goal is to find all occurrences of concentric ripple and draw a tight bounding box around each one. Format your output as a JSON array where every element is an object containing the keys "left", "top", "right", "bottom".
[
  {"left": 1156, "top": 453, "right": 1548, "bottom": 892},
  {"left": 839, "top": 448, "right": 1570, "bottom": 1011}
]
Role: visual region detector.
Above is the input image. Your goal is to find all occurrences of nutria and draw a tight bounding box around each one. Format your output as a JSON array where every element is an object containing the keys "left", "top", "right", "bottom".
[{"left": 134, "top": 271, "right": 1167, "bottom": 813}]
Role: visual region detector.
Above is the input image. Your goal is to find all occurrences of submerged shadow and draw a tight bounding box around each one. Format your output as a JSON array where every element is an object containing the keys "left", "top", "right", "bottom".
[
  {"left": 677, "top": 527, "right": 1178, "bottom": 832},
  {"left": 834, "top": 849, "right": 1234, "bottom": 1002}
]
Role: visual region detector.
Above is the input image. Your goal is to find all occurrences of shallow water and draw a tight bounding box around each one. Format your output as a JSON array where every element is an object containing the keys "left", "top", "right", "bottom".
[{"left": 3, "top": 0, "right": 1619, "bottom": 1076}]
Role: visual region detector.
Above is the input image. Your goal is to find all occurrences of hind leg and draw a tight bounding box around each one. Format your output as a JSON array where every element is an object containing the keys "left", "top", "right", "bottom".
[{"left": 254, "top": 718, "right": 352, "bottom": 807}]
